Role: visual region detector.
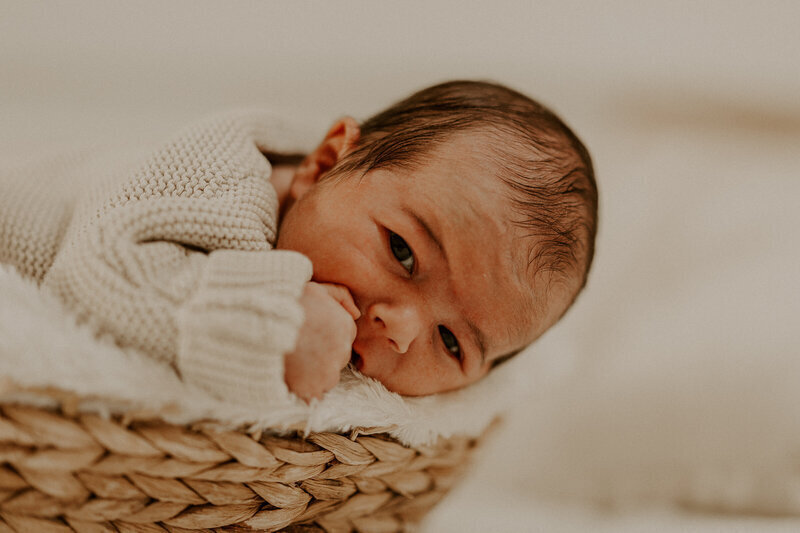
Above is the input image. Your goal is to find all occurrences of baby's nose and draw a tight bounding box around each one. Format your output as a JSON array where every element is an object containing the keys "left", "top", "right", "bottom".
[{"left": 367, "top": 303, "right": 422, "bottom": 354}]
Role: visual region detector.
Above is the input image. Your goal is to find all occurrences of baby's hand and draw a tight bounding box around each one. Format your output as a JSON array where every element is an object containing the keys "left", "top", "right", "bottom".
[{"left": 284, "top": 282, "right": 360, "bottom": 403}]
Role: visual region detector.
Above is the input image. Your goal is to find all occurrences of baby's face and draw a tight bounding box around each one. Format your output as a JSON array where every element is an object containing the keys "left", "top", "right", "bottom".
[{"left": 277, "top": 137, "right": 566, "bottom": 395}]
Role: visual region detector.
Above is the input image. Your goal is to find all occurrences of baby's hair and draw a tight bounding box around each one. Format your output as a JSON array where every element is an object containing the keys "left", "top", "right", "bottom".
[{"left": 331, "top": 80, "right": 597, "bottom": 348}]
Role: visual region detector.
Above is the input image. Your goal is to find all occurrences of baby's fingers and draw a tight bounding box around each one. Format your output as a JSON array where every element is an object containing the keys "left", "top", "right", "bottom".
[{"left": 318, "top": 283, "right": 361, "bottom": 321}]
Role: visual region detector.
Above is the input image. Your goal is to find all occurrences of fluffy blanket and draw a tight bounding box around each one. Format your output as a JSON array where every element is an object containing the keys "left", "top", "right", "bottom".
[{"left": 0, "top": 264, "right": 530, "bottom": 445}]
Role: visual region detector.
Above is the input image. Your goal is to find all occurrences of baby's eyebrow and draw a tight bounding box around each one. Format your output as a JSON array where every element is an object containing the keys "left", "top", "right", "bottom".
[
  {"left": 402, "top": 207, "right": 446, "bottom": 260},
  {"left": 467, "top": 318, "right": 488, "bottom": 366}
]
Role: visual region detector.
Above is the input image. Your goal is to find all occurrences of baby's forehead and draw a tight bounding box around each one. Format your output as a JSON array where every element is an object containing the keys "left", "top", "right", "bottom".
[
  {"left": 360, "top": 134, "right": 571, "bottom": 342},
  {"left": 423, "top": 130, "right": 507, "bottom": 173},
  {"left": 434, "top": 200, "right": 573, "bottom": 346},
  {"left": 415, "top": 191, "right": 544, "bottom": 342},
  {"left": 401, "top": 135, "right": 511, "bottom": 199}
]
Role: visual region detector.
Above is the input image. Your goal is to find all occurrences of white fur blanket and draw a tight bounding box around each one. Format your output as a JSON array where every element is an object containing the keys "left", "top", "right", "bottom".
[{"left": 0, "top": 264, "right": 530, "bottom": 446}]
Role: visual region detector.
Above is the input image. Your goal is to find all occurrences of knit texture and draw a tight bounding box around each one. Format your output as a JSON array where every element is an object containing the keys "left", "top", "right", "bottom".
[
  {"left": 0, "top": 150, "right": 91, "bottom": 281},
  {"left": 0, "top": 111, "right": 315, "bottom": 407}
]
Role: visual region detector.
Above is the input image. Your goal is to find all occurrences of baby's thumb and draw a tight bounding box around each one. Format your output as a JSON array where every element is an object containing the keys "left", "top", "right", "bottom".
[
  {"left": 323, "top": 284, "right": 361, "bottom": 321},
  {"left": 340, "top": 296, "right": 361, "bottom": 322}
]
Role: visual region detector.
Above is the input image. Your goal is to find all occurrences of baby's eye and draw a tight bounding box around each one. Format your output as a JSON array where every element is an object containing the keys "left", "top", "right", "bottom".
[
  {"left": 438, "top": 325, "right": 462, "bottom": 361},
  {"left": 389, "top": 231, "right": 415, "bottom": 273}
]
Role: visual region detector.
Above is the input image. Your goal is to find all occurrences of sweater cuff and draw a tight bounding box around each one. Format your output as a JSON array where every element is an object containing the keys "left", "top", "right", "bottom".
[{"left": 176, "top": 249, "right": 312, "bottom": 407}]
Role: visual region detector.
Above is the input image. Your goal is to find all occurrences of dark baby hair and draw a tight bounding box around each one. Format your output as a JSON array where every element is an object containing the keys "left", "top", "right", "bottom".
[{"left": 334, "top": 80, "right": 598, "bottom": 310}]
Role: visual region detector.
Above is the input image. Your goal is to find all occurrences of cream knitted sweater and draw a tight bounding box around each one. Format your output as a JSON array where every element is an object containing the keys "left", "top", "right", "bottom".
[{"left": 0, "top": 111, "right": 315, "bottom": 407}]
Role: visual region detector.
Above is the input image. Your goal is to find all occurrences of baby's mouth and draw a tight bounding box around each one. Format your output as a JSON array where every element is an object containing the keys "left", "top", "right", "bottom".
[{"left": 350, "top": 350, "right": 363, "bottom": 371}]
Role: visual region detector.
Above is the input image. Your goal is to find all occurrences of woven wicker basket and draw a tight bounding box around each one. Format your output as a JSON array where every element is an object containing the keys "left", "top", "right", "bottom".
[{"left": 0, "top": 394, "right": 487, "bottom": 532}]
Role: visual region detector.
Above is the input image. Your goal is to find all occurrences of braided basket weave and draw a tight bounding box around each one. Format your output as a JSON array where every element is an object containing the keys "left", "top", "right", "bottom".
[{"left": 0, "top": 395, "right": 486, "bottom": 532}]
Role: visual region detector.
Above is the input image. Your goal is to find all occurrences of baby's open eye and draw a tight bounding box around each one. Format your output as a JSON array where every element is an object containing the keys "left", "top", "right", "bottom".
[
  {"left": 438, "top": 325, "right": 462, "bottom": 361},
  {"left": 389, "top": 231, "right": 415, "bottom": 273}
]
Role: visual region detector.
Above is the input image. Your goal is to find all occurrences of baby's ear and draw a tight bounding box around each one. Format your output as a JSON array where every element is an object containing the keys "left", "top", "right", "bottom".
[{"left": 289, "top": 117, "right": 360, "bottom": 200}]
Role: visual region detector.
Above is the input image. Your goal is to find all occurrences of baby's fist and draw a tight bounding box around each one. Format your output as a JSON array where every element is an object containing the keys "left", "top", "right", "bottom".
[{"left": 284, "top": 282, "right": 359, "bottom": 402}]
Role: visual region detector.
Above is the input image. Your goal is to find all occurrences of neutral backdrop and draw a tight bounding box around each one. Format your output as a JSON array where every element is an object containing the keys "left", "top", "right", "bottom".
[{"left": 2, "top": 2, "right": 799, "bottom": 531}]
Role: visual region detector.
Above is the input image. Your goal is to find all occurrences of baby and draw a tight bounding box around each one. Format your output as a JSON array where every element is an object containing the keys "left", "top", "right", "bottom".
[{"left": 0, "top": 80, "right": 597, "bottom": 405}]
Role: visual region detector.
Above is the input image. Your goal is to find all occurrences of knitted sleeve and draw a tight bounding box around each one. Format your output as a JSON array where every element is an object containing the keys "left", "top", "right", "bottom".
[{"left": 42, "top": 112, "right": 313, "bottom": 407}]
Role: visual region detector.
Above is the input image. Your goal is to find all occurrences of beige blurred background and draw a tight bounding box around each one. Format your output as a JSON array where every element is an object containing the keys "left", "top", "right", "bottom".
[{"left": 2, "top": 1, "right": 799, "bottom": 531}]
